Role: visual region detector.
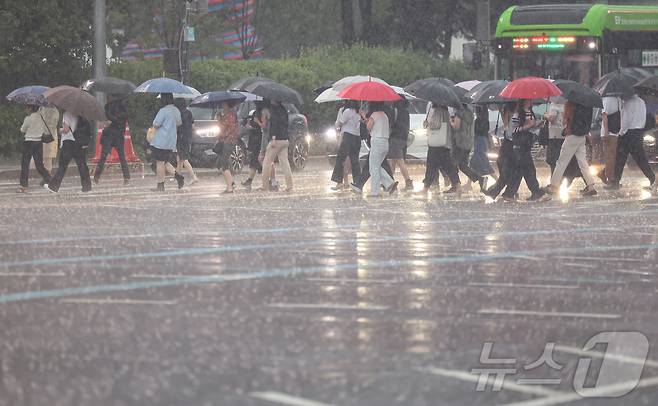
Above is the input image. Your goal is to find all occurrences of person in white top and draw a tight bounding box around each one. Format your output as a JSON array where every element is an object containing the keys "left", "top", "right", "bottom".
[
  {"left": 330, "top": 101, "right": 362, "bottom": 189},
  {"left": 365, "top": 102, "right": 396, "bottom": 197},
  {"left": 599, "top": 96, "right": 621, "bottom": 184},
  {"left": 606, "top": 95, "right": 656, "bottom": 190},
  {"left": 17, "top": 105, "right": 52, "bottom": 193},
  {"left": 47, "top": 111, "right": 93, "bottom": 193}
]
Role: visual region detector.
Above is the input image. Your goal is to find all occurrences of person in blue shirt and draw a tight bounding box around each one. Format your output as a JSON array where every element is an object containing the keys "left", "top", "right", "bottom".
[{"left": 150, "top": 93, "right": 182, "bottom": 192}]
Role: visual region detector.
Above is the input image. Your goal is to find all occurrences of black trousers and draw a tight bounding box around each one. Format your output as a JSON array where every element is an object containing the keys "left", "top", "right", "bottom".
[
  {"left": 504, "top": 144, "right": 542, "bottom": 198},
  {"left": 20, "top": 141, "right": 51, "bottom": 187},
  {"left": 94, "top": 132, "right": 130, "bottom": 180},
  {"left": 354, "top": 153, "right": 393, "bottom": 189},
  {"left": 424, "top": 146, "right": 460, "bottom": 189},
  {"left": 453, "top": 147, "right": 481, "bottom": 183},
  {"left": 49, "top": 140, "right": 92, "bottom": 192},
  {"left": 614, "top": 129, "right": 656, "bottom": 185},
  {"left": 331, "top": 133, "right": 361, "bottom": 184},
  {"left": 486, "top": 139, "right": 515, "bottom": 198}
]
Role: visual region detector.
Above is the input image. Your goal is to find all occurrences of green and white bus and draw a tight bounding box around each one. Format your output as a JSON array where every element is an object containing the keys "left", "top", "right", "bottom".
[{"left": 493, "top": 4, "right": 658, "bottom": 85}]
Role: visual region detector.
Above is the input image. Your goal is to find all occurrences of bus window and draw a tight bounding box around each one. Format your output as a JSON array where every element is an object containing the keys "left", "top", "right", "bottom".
[{"left": 502, "top": 53, "right": 598, "bottom": 85}]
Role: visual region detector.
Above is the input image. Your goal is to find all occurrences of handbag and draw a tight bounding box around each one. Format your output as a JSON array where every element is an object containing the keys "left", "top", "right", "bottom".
[
  {"left": 146, "top": 127, "right": 157, "bottom": 142},
  {"left": 428, "top": 125, "right": 448, "bottom": 147},
  {"left": 39, "top": 114, "right": 55, "bottom": 144}
]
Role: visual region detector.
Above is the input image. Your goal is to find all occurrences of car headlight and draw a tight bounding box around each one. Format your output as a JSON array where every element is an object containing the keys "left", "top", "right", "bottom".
[
  {"left": 644, "top": 134, "right": 656, "bottom": 147},
  {"left": 305, "top": 134, "right": 312, "bottom": 144},
  {"left": 196, "top": 126, "right": 220, "bottom": 138},
  {"left": 324, "top": 128, "right": 337, "bottom": 141}
]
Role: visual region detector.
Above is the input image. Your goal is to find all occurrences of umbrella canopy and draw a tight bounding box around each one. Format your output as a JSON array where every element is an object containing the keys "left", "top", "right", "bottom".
[
  {"left": 44, "top": 86, "right": 106, "bottom": 121},
  {"left": 6, "top": 85, "right": 51, "bottom": 106},
  {"left": 634, "top": 75, "right": 658, "bottom": 100},
  {"left": 190, "top": 91, "right": 247, "bottom": 108},
  {"left": 314, "top": 85, "right": 417, "bottom": 103},
  {"left": 500, "top": 76, "right": 561, "bottom": 99},
  {"left": 404, "top": 78, "right": 461, "bottom": 107},
  {"left": 134, "top": 78, "right": 193, "bottom": 95},
  {"left": 244, "top": 81, "right": 303, "bottom": 105},
  {"left": 593, "top": 68, "right": 653, "bottom": 98},
  {"left": 313, "top": 80, "right": 335, "bottom": 96},
  {"left": 467, "top": 80, "right": 510, "bottom": 104},
  {"left": 452, "top": 85, "right": 471, "bottom": 104},
  {"left": 338, "top": 81, "right": 401, "bottom": 102},
  {"left": 332, "top": 75, "right": 388, "bottom": 92},
  {"left": 553, "top": 79, "right": 603, "bottom": 108},
  {"left": 228, "top": 76, "right": 274, "bottom": 91},
  {"left": 456, "top": 80, "right": 481, "bottom": 91},
  {"left": 239, "top": 91, "right": 263, "bottom": 102},
  {"left": 81, "top": 77, "right": 136, "bottom": 94}
]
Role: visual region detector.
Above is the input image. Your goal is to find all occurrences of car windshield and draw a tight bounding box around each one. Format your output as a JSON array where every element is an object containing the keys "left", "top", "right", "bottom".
[{"left": 189, "top": 107, "right": 216, "bottom": 121}]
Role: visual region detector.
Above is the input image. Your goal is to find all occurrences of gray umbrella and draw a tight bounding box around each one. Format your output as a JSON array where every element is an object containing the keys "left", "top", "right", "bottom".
[
  {"left": 82, "top": 77, "right": 136, "bottom": 94},
  {"left": 243, "top": 81, "right": 303, "bottom": 105},
  {"left": 404, "top": 78, "right": 461, "bottom": 107},
  {"left": 44, "top": 86, "right": 106, "bottom": 121},
  {"left": 228, "top": 76, "right": 275, "bottom": 91}
]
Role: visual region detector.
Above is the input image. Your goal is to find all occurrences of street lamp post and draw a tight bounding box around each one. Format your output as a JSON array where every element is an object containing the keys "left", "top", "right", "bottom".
[{"left": 93, "top": 0, "right": 107, "bottom": 82}]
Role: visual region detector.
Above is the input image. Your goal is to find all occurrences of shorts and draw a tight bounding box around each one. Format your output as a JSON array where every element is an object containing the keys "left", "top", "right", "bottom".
[
  {"left": 387, "top": 137, "right": 407, "bottom": 160},
  {"left": 215, "top": 142, "right": 235, "bottom": 172},
  {"left": 150, "top": 145, "right": 173, "bottom": 162}
]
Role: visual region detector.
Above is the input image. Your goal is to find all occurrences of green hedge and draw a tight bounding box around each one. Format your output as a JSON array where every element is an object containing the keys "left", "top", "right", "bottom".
[{"left": 1, "top": 45, "right": 486, "bottom": 157}]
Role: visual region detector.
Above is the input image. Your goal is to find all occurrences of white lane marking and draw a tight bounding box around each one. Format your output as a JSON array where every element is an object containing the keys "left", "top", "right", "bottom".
[
  {"left": 249, "top": 391, "right": 334, "bottom": 406},
  {"left": 553, "top": 344, "right": 658, "bottom": 369},
  {"left": 477, "top": 309, "right": 620, "bottom": 320},
  {"left": 304, "top": 278, "right": 400, "bottom": 284},
  {"left": 0, "top": 272, "right": 65, "bottom": 277},
  {"left": 267, "top": 303, "right": 388, "bottom": 311},
  {"left": 561, "top": 262, "right": 598, "bottom": 269},
  {"left": 468, "top": 283, "right": 579, "bottom": 290},
  {"left": 417, "top": 367, "right": 565, "bottom": 397},
  {"left": 553, "top": 255, "right": 644, "bottom": 263},
  {"left": 499, "top": 375, "right": 658, "bottom": 406},
  {"left": 59, "top": 298, "right": 177, "bottom": 305}
]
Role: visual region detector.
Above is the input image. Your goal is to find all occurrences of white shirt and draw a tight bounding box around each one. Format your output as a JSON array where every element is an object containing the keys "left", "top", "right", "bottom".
[
  {"left": 20, "top": 112, "right": 46, "bottom": 142},
  {"left": 620, "top": 95, "right": 646, "bottom": 136},
  {"left": 602, "top": 97, "right": 621, "bottom": 116},
  {"left": 369, "top": 111, "right": 389, "bottom": 139},
  {"left": 61, "top": 111, "right": 78, "bottom": 145},
  {"left": 336, "top": 108, "right": 361, "bottom": 136},
  {"left": 546, "top": 103, "right": 564, "bottom": 139}
]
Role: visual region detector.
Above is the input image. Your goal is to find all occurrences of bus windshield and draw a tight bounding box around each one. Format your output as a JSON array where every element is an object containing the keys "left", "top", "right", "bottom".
[{"left": 503, "top": 52, "right": 598, "bottom": 86}]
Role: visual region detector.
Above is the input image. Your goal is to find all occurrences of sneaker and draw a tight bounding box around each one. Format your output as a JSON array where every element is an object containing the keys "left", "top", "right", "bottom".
[
  {"left": 16, "top": 187, "right": 27, "bottom": 193},
  {"left": 241, "top": 178, "right": 253, "bottom": 187},
  {"left": 331, "top": 184, "right": 344, "bottom": 191},
  {"left": 39, "top": 180, "right": 46, "bottom": 187},
  {"left": 501, "top": 195, "right": 516, "bottom": 202},
  {"left": 151, "top": 182, "right": 165, "bottom": 192},
  {"left": 123, "top": 179, "right": 130, "bottom": 186},
  {"left": 92, "top": 177, "right": 100, "bottom": 185},
  {"left": 81, "top": 187, "right": 92, "bottom": 193},
  {"left": 596, "top": 170, "right": 608, "bottom": 185},
  {"left": 350, "top": 183, "right": 363, "bottom": 194},
  {"left": 443, "top": 184, "right": 461, "bottom": 194},
  {"left": 221, "top": 189, "right": 234, "bottom": 194},
  {"left": 388, "top": 181, "right": 399, "bottom": 195},
  {"left": 543, "top": 185, "right": 556, "bottom": 195},
  {"left": 527, "top": 192, "right": 546, "bottom": 202},
  {"left": 642, "top": 181, "right": 657, "bottom": 192},
  {"left": 47, "top": 185, "right": 58, "bottom": 194},
  {"left": 270, "top": 179, "right": 279, "bottom": 191},
  {"left": 187, "top": 177, "right": 199, "bottom": 186},
  {"left": 404, "top": 179, "right": 414, "bottom": 191},
  {"left": 580, "top": 185, "right": 597, "bottom": 196},
  {"left": 174, "top": 173, "right": 185, "bottom": 189},
  {"left": 603, "top": 183, "right": 621, "bottom": 191}
]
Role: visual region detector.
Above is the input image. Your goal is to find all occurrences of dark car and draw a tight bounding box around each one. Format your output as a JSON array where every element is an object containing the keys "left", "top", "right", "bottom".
[{"left": 188, "top": 102, "right": 310, "bottom": 173}]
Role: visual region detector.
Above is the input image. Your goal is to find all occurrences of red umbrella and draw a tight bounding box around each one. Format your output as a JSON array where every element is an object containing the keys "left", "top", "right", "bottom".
[
  {"left": 338, "top": 80, "right": 401, "bottom": 102},
  {"left": 499, "top": 76, "right": 562, "bottom": 99}
]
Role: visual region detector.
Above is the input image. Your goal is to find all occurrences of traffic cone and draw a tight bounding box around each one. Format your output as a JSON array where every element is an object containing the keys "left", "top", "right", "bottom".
[{"left": 91, "top": 122, "right": 141, "bottom": 163}]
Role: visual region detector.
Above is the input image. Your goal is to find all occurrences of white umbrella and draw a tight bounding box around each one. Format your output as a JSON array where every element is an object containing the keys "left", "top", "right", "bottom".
[
  {"left": 332, "top": 75, "right": 388, "bottom": 92},
  {"left": 456, "top": 80, "right": 482, "bottom": 91},
  {"left": 157, "top": 85, "right": 201, "bottom": 100}
]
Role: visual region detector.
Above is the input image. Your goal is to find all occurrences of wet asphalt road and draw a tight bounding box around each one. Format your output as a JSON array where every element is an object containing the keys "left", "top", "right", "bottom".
[{"left": 0, "top": 159, "right": 657, "bottom": 406}]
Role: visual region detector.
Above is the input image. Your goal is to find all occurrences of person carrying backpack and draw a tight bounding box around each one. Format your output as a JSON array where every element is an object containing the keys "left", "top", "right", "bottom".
[
  {"left": 450, "top": 105, "right": 487, "bottom": 192},
  {"left": 48, "top": 110, "right": 93, "bottom": 193},
  {"left": 544, "top": 101, "right": 597, "bottom": 198}
]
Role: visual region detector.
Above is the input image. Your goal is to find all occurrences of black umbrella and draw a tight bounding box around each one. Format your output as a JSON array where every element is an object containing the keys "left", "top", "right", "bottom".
[
  {"left": 228, "top": 76, "right": 274, "bottom": 91},
  {"left": 593, "top": 68, "right": 652, "bottom": 98},
  {"left": 313, "top": 80, "right": 335, "bottom": 96},
  {"left": 634, "top": 76, "right": 658, "bottom": 102},
  {"left": 82, "top": 77, "right": 136, "bottom": 94},
  {"left": 190, "top": 91, "right": 247, "bottom": 108},
  {"left": 244, "top": 81, "right": 303, "bottom": 105},
  {"left": 467, "top": 80, "right": 510, "bottom": 104},
  {"left": 553, "top": 79, "right": 603, "bottom": 108},
  {"left": 404, "top": 78, "right": 461, "bottom": 107}
]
